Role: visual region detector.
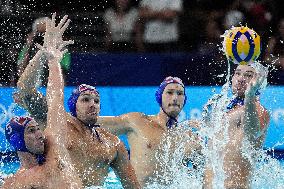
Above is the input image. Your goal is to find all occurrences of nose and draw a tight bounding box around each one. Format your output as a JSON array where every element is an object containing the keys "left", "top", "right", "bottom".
[
  {"left": 172, "top": 93, "right": 178, "bottom": 102},
  {"left": 89, "top": 100, "right": 99, "bottom": 111},
  {"left": 237, "top": 75, "right": 246, "bottom": 84},
  {"left": 35, "top": 130, "right": 44, "bottom": 139},
  {"left": 89, "top": 99, "right": 97, "bottom": 107}
]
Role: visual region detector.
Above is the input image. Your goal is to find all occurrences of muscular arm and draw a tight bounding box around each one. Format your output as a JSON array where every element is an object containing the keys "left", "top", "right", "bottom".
[
  {"left": 45, "top": 54, "right": 68, "bottom": 149},
  {"left": 97, "top": 114, "right": 135, "bottom": 136},
  {"left": 111, "top": 141, "right": 141, "bottom": 189},
  {"left": 243, "top": 99, "right": 270, "bottom": 146},
  {"left": 17, "top": 32, "right": 38, "bottom": 76},
  {"left": 16, "top": 47, "right": 48, "bottom": 126},
  {"left": 243, "top": 69, "right": 270, "bottom": 146},
  {"left": 44, "top": 14, "right": 72, "bottom": 152},
  {"left": 17, "top": 49, "right": 45, "bottom": 92}
]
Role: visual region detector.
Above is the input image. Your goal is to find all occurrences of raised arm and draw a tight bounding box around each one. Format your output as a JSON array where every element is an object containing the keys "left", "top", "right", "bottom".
[
  {"left": 15, "top": 49, "right": 48, "bottom": 127},
  {"left": 15, "top": 16, "right": 69, "bottom": 126},
  {"left": 97, "top": 113, "right": 137, "bottom": 136},
  {"left": 111, "top": 141, "right": 141, "bottom": 189},
  {"left": 243, "top": 71, "right": 270, "bottom": 146},
  {"left": 17, "top": 49, "right": 45, "bottom": 92},
  {"left": 41, "top": 13, "right": 73, "bottom": 148}
]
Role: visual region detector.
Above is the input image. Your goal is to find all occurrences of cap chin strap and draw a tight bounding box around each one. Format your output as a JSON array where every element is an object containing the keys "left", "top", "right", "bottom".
[
  {"left": 161, "top": 106, "right": 178, "bottom": 129},
  {"left": 227, "top": 96, "right": 245, "bottom": 110},
  {"left": 35, "top": 154, "right": 46, "bottom": 165}
]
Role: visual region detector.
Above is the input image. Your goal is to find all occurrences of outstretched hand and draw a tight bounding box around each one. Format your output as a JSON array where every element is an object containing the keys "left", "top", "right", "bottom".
[
  {"left": 36, "top": 13, "right": 74, "bottom": 61},
  {"left": 245, "top": 71, "right": 265, "bottom": 101}
]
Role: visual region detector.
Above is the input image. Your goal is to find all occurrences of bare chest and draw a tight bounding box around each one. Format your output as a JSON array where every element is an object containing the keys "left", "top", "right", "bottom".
[{"left": 67, "top": 128, "right": 118, "bottom": 170}]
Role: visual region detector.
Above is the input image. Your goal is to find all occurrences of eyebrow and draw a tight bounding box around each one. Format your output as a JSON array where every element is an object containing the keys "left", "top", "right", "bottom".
[
  {"left": 245, "top": 71, "right": 254, "bottom": 74},
  {"left": 235, "top": 69, "right": 254, "bottom": 74},
  {"left": 166, "top": 89, "right": 184, "bottom": 92},
  {"left": 27, "top": 126, "right": 36, "bottom": 130},
  {"left": 80, "top": 93, "right": 99, "bottom": 98}
]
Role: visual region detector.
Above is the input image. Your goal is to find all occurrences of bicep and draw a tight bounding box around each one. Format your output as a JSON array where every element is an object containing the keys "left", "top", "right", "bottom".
[{"left": 98, "top": 116, "right": 132, "bottom": 136}]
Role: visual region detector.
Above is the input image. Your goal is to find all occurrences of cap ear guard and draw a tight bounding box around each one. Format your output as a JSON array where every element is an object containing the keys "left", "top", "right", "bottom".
[
  {"left": 5, "top": 117, "right": 31, "bottom": 152},
  {"left": 9, "top": 133, "right": 27, "bottom": 151},
  {"left": 67, "top": 90, "right": 80, "bottom": 117},
  {"left": 155, "top": 86, "right": 163, "bottom": 106}
]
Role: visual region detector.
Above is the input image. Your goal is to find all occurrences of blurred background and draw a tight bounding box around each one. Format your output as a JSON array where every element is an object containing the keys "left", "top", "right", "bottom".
[{"left": 0, "top": 0, "right": 283, "bottom": 86}]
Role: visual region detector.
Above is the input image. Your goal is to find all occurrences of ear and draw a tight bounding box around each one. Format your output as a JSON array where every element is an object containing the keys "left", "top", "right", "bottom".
[
  {"left": 155, "top": 88, "right": 162, "bottom": 105},
  {"left": 184, "top": 94, "right": 187, "bottom": 107}
]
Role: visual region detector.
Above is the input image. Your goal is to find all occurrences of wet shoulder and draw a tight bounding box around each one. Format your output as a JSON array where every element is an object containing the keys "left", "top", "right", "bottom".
[
  {"left": 66, "top": 113, "right": 84, "bottom": 132},
  {"left": 122, "top": 112, "right": 151, "bottom": 123}
]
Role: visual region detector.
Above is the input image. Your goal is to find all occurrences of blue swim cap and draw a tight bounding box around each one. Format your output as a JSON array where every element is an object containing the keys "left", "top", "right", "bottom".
[
  {"left": 155, "top": 76, "right": 187, "bottom": 107},
  {"left": 68, "top": 84, "right": 99, "bottom": 117},
  {"left": 5, "top": 116, "right": 33, "bottom": 152}
]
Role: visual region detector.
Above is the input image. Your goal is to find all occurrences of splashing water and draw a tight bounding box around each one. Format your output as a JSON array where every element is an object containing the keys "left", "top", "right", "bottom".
[
  {"left": 198, "top": 59, "right": 284, "bottom": 189},
  {"left": 144, "top": 126, "right": 204, "bottom": 189},
  {"left": 198, "top": 62, "right": 232, "bottom": 189}
]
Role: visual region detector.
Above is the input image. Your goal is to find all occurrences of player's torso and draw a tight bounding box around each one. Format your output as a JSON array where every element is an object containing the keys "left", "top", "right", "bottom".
[
  {"left": 127, "top": 115, "right": 187, "bottom": 185},
  {"left": 66, "top": 118, "right": 119, "bottom": 186}
]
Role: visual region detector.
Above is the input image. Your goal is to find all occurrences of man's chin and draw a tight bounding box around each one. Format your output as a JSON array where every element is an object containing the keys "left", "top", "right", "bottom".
[
  {"left": 233, "top": 90, "right": 245, "bottom": 98},
  {"left": 85, "top": 118, "right": 98, "bottom": 125},
  {"left": 167, "top": 110, "right": 180, "bottom": 118},
  {"left": 32, "top": 148, "right": 44, "bottom": 155}
]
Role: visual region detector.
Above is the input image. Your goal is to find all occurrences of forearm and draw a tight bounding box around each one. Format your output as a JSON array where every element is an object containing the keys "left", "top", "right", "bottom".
[
  {"left": 17, "top": 45, "right": 31, "bottom": 76},
  {"left": 243, "top": 98, "right": 261, "bottom": 141},
  {"left": 97, "top": 116, "right": 130, "bottom": 135},
  {"left": 46, "top": 59, "right": 66, "bottom": 140},
  {"left": 113, "top": 142, "right": 141, "bottom": 189},
  {"left": 17, "top": 50, "right": 45, "bottom": 92}
]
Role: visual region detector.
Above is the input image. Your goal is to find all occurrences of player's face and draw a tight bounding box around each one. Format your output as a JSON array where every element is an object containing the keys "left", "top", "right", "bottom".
[
  {"left": 24, "top": 120, "right": 45, "bottom": 154},
  {"left": 161, "top": 83, "right": 185, "bottom": 118},
  {"left": 76, "top": 90, "right": 100, "bottom": 125},
  {"left": 232, "top": 65, "right": 256, "bottom": 97}
]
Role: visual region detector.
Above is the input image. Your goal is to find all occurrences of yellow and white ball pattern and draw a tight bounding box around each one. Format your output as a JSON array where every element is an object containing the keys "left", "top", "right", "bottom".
[{"left": 223, "top": 26, "right": 261, "bottom": 65}]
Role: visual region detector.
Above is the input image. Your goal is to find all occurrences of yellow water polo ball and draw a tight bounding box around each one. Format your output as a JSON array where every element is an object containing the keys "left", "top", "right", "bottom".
[{"left": 223, "top": 26, "right": 261, "bottom": 65}]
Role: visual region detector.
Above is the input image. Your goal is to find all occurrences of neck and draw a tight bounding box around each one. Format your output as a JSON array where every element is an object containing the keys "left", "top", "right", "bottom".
[
  {"left": 17, "top": 151, "right": 39, "bottom": 169},
  {"left": 77, "top": 118, "right": 98, "bottom": 129},
  {"left": 156, "top": 110, "right": 178, "bottom": 130}
]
